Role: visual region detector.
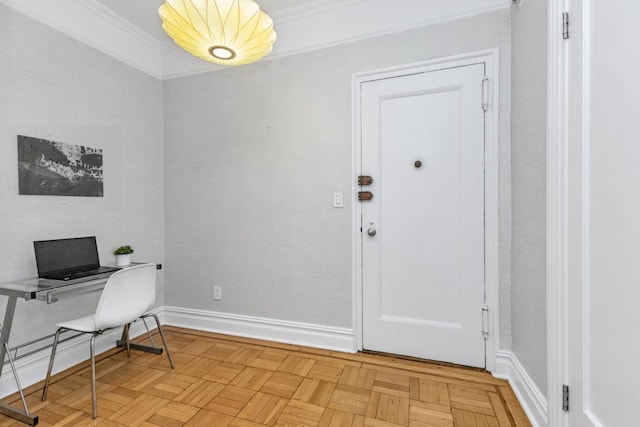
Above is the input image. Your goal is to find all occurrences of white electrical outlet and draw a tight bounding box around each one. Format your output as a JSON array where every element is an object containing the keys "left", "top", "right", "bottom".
[{"left": 213, "top": 286, "right": 222, "bottom": 300}]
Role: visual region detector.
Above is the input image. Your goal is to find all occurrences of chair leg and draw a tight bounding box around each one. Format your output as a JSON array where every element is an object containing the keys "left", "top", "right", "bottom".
[
  {"left": 123, "top": 324, "right": 131, "bottom": 359},
  {"left": 90, "top": 334, "right": 98, "bottom": 418},
  {"left": 141, "top": 317, "right": 157, "bottom": 348},
  {"left": 146, "top": 313, "right": 175, "bottom": 369},
  {"left": 42, "top": 328, "right": 63, "bottom": 401}
]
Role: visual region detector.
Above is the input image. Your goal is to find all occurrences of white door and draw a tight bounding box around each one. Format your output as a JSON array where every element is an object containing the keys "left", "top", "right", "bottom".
[{"left": 360, "top": 63, "right": 487, "bottom": 368}]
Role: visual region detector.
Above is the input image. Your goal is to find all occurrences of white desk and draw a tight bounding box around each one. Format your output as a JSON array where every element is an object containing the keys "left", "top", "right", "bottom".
[{"left": 0, "top": 266, "right": 161, "bottom": 425}]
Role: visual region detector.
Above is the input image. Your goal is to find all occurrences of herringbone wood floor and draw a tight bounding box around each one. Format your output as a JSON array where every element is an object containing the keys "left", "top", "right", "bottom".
[{"left": 0, "top": 326, "right": 531, "bottom": 426}]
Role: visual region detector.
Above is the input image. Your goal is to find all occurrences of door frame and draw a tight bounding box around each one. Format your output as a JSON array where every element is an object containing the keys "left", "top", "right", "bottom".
[
  {"left": 351, "top": 49, "right": 501, "bottom": 372},
  {"left": 547, "top": 0, "right": 601, "bottom": 425},
  {"left": 546, "top": 0, "right": 571, "bottom": 424}
]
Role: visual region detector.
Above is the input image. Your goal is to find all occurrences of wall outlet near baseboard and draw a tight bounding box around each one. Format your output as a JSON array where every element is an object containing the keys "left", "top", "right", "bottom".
[{"left": 213, "top": 286, "right": 222, "bottom": 300}]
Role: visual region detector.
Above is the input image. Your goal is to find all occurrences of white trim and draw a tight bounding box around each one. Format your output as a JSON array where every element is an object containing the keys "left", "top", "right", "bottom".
[
  {"left": 579, "top": 1, "right": 596, "bottom": 425},
  {"left": 164, "top": 1, "right": 510, "bottom": 57},
  {"left": 0, "top": 309, "right": 538, "bottom": 427},
  {"left": 351, "top": 49, "right": 501, "bottom": 372},
  {"left": 262, "top": 0, "right": 367, "bottom": 26},
  {"left": 0, "top": 309, "right": 162, "bottom": 398},
  {"left": 484, "top": 49, "right": 501, "bottom": 373},
  {"left": 0, "top": 0, "right": 163, "bottom": 79},
  {"left": 555, "top": 1, "right": 600, "bottom": 426},
  {"left": 246, "top": 4, "right": 510, "bottom": 69},
  {"left": 162, "top": 6, "right": 511, "bottom": 79},
  {"left": 0, "top": 306, "right": 354, "bottom": 399},
  {"left": 1, "top": 0, "right": 508, "bottom": 80},
  {"left": 546, "top": 0, "right": 570, "bottom": 425},
  {"left": 163, "top": 306, "right": 356, "bottom": 353},
  {"left": 495, "top": 350, "right": 548, "bottom": 427}
]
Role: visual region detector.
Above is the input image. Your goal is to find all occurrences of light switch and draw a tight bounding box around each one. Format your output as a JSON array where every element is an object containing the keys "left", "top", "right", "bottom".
[{"left": 333, "top": 192, "right": 343, "bottom": 208}]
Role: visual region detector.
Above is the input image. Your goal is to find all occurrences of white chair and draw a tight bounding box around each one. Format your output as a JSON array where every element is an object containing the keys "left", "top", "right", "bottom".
[{"left": 41, "top": 263, "right": 174, "bottom": 418}]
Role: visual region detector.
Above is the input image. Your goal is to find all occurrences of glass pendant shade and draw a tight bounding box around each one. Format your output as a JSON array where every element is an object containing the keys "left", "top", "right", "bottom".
[{"left": 159, "top": 0, "right": 276, "bottom": 66}]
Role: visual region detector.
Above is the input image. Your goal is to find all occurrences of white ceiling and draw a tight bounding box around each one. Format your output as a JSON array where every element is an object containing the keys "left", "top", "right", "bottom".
[
  {"left": 93, "top": 0, "right": 314, "bottom": 45},
  {"left": 1, "top": 0, "right": 510, "bottom": 79}
]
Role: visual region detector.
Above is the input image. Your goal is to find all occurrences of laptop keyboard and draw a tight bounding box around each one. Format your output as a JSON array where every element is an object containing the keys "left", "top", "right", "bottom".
[
  {"left": 48, "top": 266, "right": 119, "bottom": 281},
  {"left": 50, "top": 271, "right": 95, "bottom": 280}
]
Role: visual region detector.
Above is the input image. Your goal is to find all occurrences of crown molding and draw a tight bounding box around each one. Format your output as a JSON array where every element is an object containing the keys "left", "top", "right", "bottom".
[
  {"left": 2, "top": 0, "right": 509, "bottom": 80},
  {"left": 1, "top": 0, "right": 164, "bottom": 79},
  {"left": 76, "top": 0, "right": 163, "bottom": 51},
  {"left": 271, "top": 0, "right": 366, "bottom": 23},
  {"left": 155, "top": 0, "right": 367, "bottom": 52}
]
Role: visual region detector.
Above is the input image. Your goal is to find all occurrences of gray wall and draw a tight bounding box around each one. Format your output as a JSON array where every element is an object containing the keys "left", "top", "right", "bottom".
[
  {"left": 510, "top": 1, "right": 547, "bottom": 395},
  {"left": 164, "top": 10, "right": 512, "bottom": 341},
  {"left": 0, "top": 5, "right": 164, "bottom": 345},
  {"left": 0, "top": 3, "right": 515, "bottom": 365}
]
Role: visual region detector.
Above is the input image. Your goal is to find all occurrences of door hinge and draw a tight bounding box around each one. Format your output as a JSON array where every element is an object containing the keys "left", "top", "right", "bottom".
[
  {"left": 481, "top": 304, "right": 489, "bottom": 340},
  {"left": 562, "top": 384, "right": 570, "bottom": 411},
  {"left": 563, "top": 12, "right": 570, "bottom": 39},
  {"left": 481, "top": 76, "right": 489, "bottom": 112}
]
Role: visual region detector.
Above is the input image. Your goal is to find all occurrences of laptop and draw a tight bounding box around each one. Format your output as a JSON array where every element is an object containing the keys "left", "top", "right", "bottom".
[{"left": 34, "top": 236, "right": 121, "bottom": 282}]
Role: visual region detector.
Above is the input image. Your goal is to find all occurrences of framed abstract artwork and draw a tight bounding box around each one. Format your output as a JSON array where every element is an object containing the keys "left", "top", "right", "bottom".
[{"left": 17, "top": 135, "right": 104, "bottom": 197}]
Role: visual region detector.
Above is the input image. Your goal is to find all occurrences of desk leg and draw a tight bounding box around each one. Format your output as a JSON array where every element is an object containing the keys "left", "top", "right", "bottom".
[
  {"left": 0, "top": 296, "right": 17, "bottom": 378},
  {"left": 0, "top": 296, "right": 38, "bottom": 425}
]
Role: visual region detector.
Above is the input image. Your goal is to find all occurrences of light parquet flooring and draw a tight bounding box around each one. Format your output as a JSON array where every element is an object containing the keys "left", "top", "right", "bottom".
[{"left": 0, "top": 327, "right": 531, "bottom": 427}]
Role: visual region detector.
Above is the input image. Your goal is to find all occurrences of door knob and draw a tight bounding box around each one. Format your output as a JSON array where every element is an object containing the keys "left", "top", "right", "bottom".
[{"left": 367, "top": 227, "right": 377, "bottom": 236}]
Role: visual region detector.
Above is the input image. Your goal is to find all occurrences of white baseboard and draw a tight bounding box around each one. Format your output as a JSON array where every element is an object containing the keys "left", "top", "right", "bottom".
[
  {"left": 0, "top": 306, "right": 354, "bottom": 400},
  {"left": 10, "top": 304, "right": 542, "bottom": 427},
  {"left": 162, "top": 306, "right": 356, "bottom": 354},
  {"left": 0, "top": 310, "right": 163, "bottom": 399},
  {"left": 494, "top": 350, "right": 548, "bottom": 427}
]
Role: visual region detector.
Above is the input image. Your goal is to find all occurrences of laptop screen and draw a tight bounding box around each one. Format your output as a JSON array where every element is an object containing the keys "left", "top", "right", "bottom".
[{"left": 34, "top": 236, "right": 100, "bottom": 277}]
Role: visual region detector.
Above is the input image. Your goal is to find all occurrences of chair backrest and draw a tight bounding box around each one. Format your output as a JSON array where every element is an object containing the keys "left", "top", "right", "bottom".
[{"left": 94, "top": 263, "right": 157, "bottom": 330}]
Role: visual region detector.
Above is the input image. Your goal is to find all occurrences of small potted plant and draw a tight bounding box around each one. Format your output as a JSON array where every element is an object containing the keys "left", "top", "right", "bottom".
[{"left": 113, "top": 245, "right": 134, "bottom": 267}]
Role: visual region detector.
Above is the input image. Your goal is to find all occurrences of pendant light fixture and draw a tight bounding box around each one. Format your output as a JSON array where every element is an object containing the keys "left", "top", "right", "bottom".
[{"left": 159, "top": 0, "right": 276, "bottom": 66}]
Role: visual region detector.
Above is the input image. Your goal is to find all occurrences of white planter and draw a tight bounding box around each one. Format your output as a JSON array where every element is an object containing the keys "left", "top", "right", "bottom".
[{"left": 115, "top": 254, "right": 131, "bottom": 267}]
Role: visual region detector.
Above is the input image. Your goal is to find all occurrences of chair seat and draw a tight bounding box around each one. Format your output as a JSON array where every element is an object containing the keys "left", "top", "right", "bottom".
[{"left": 57, "top": 315, "right": 97, "bottom": 333}]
